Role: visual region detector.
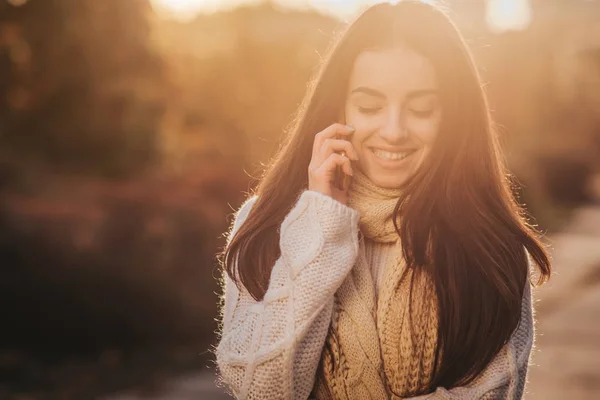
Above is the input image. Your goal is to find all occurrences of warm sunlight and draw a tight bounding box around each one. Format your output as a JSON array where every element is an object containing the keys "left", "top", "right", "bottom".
[
  {"left": 150, "top": 0, "right": 231, "bottom": 20},
  {"left": 486, "top": 0, "right": 531, "bottom": 33},
  {"left": 151, "top": 0, "right": 395, "bottom": 21},
  {"left": 151, "top": 0, "right": 533, "bottom": 32}
]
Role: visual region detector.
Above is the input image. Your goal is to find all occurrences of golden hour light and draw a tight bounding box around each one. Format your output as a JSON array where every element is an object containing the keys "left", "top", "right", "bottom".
[
  {"left": 150, "top": 0, "right": 234, "bottom": 21},
  {"left": 486, "top": 0, "right": 532, "bottom": 33},
  {"left": 150, "top": 0, "right": 391, "bottom": 21},
  {"left": 151, "top": 0, "right": 533, "bottom": 33},
  {"left": 5, "top": 0, "right": 600, "bottom": 397}
]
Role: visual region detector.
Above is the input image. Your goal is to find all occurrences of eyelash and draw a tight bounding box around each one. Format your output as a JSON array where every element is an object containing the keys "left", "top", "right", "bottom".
[
  {"left": 358, "top": 106, "right": 381, "bottom": 115},
  {"left": 357, "top": 107, "right": 434, "bottom": 118},
  {"left": 410, "top": 109, "right": 434, "bottom": 118}
]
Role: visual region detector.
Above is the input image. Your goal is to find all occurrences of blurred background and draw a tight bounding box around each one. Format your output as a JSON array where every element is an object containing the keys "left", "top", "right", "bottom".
[{"left": 0, "top": 0, "right": 599, "bottom": 399}]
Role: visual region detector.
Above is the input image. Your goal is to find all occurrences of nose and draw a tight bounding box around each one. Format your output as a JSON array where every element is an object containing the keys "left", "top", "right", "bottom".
[{"left": 379, "top": 110, "right": 408, "bottom": 143}]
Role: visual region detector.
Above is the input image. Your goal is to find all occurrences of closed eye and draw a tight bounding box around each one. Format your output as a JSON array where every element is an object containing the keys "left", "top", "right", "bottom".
[
  {"left": 358, "top": 106, "right": 382, "bottom": 115},
  {"left": 409, "top": 109, "right": 434, "bottom": 118}
]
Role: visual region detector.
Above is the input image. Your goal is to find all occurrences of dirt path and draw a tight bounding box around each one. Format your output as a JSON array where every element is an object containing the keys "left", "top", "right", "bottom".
[{"left": 526, "top": 205, "right": 600, "bottom": 399}]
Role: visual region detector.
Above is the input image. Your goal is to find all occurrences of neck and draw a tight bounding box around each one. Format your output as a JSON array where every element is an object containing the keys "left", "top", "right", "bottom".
[{"left": 346, "top": 168, "right": 403, "bottom": 243}]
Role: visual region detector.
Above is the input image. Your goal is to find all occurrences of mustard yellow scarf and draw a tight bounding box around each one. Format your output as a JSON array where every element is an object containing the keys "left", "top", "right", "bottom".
[{"left": 312, "top": 168, "right": 439, "bottom": 399}]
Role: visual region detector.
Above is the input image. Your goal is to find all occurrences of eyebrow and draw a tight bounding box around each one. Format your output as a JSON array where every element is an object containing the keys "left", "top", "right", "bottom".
[{"left": 350, "top": 86, "right": 438, "bottom": 100}]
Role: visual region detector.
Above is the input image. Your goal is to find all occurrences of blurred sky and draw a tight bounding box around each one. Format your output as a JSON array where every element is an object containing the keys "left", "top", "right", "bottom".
[{"left": 150, "top": 0, "right": 532, "bottom": 32}]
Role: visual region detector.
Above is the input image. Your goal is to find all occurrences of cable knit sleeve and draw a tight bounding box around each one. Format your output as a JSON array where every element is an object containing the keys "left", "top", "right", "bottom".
[
  {"left": 409, "top": 263, "right": 535, "bottom": 400},
  {"left": 216, "top": 190, "right": 361, "bottom": 400}
]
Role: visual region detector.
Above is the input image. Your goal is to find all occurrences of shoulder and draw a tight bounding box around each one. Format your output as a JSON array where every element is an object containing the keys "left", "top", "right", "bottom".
[
  {"left": 236, "top": 195, "right": 259, "bottom": 222},
  {"left": 230, "top": 195, "right": 259, "bottom": 236}
]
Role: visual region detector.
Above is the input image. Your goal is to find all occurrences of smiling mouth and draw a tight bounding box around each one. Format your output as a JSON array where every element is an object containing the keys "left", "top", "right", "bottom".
[{"left": 370, "top": 148, "right": 418, "bottom": 161}]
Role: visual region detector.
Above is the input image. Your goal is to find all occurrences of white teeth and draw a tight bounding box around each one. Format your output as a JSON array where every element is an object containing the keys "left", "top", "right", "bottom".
[{"left": 372, "top": 149, "right": 411, "bottom": 161}]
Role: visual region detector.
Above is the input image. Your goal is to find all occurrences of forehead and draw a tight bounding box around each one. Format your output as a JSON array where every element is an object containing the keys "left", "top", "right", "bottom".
[{"left": 348, "top": 46, "right": 438, "bottom": 95}]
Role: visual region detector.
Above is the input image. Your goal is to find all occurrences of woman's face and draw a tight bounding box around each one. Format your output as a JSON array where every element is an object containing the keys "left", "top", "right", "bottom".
[{"left": 344, "top": 45, "right": 442, "bottom": 189}]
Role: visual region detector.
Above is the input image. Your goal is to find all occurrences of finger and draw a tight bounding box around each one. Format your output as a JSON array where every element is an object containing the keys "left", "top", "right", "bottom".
[
  {"left": 312, "top": 123, "right": 355, "bottom": 155},
  {"left": 342, "top": 156, "right": 353, "bottom": 177},
  {"left": 320, "top": 138, "right": 359, "bottom": 161},
  {"left": 313, "top": 138, "right": 354, "bottom": 167},
  {"left": 318, "top": 153, "right": 353, "bottom": 181}
]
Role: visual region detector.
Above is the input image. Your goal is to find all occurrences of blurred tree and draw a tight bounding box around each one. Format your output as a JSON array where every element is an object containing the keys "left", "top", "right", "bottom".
[
  {"left": 153, "top": 3, "right": 339, "bottom": 171},
  {"left": 0, "top": 0, "right": 165, "bottom": 181}
]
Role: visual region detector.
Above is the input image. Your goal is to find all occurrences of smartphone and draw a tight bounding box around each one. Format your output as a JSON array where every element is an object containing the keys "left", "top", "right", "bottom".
[{"left": 333, "top": 132, "right": 353, "bottom": 191}]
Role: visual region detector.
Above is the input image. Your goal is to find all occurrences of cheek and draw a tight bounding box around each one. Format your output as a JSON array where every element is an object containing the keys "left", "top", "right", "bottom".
[
  {"left": 345, "top": 109, "right": 378, "bottom": 149},
  {"left": 345, "top": 107, "right": 373, "bottom": 129},
  {"left": 406, "top": 116, "right": 440, "bottom": 147}
]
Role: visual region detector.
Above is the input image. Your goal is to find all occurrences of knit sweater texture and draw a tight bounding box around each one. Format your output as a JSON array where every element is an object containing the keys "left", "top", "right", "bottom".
[
  {"left": 216, "top": 187, "right": 535, "bottom": 400},
  {"left": 312, "top": 168, "right": 438, "bottom": 399}
]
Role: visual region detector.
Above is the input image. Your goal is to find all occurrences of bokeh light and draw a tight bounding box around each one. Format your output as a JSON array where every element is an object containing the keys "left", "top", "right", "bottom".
[
  {"left": 151, "top": 0, "right": 533, "bottom": 32},
  {"left": 486, "top": 0, "right": 531, "bottom": 33}
]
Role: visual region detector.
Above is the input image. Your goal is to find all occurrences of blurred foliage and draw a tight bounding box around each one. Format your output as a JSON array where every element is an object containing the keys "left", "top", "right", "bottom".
[
  {"left": 0, "top": 161, "right": 249, "bottom": 398},
  {"left": 0, "top": 0, "right": 164, "bottom": 180},
  {"left": 152, "top": 4, "right": 340, "bottom": 168},
  {"left": 0, "top": 0, "right": 599, "bottom": 398}
]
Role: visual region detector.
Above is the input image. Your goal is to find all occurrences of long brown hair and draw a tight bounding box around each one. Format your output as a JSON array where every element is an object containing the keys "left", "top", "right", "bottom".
[{"left": 221, "top": 1, "right": 551, "bottom": 392}]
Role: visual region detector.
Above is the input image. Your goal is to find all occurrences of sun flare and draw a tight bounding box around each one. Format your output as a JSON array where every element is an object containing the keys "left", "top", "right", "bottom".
[
  {"left": 486, "top": 0, "right": 532, "bottom": 33},
  {"left": 151, "top": 0, "right": 533, "bottom": 32},
  {"left": 150, "top": 0, "right": 234, "bottom": 21}
]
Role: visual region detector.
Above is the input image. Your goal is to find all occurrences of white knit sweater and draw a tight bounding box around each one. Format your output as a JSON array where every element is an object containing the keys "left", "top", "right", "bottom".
[{"left": 216, "top": 190, "right": 535, "bottom": 400}]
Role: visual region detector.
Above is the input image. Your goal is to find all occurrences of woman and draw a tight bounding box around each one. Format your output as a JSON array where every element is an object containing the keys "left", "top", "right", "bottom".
[{"left": 215, "top": 2, "right": 551, "bottom": 399}]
